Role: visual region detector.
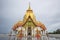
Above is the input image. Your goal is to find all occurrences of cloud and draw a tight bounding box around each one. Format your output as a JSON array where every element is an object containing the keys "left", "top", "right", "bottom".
[
  {"left": 47, "top": 23, "right": 60, "bottom": 32},
  {"left": 0, "top": 0, "right": 60, "bottom": 33}
]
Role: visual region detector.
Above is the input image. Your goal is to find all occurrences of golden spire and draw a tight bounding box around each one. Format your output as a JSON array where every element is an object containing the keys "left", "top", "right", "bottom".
[{"left": 28, "top": 2, "right": 31, "bottom": 10}]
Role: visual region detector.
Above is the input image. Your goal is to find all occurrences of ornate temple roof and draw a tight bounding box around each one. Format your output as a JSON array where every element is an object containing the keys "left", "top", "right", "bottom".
[{"left": 12, "top": 4, "right": 46, "bottom": 30}]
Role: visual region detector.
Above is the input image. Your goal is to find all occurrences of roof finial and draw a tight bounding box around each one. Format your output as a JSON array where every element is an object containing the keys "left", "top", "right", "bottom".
[{"left": 28, "top": 2, "right": 31, "bottom": 10}]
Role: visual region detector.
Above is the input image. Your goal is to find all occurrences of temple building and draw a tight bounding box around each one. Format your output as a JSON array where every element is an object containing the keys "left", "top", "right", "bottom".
[{"left": 10, "top": 4, "right": 47, "bottom": 40}]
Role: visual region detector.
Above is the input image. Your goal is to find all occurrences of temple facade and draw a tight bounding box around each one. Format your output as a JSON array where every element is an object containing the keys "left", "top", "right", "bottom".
[{"left": 10, "top": 4, "right": 47, "bottom": 40}]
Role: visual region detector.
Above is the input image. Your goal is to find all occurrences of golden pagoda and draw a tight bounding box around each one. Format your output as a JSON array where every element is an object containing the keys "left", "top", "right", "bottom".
[{"left": 11, "top": 3, "right": 46, "bottom": 40}]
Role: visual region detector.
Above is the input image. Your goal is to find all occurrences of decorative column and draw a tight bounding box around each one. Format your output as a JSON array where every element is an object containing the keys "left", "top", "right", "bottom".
[
  {"left": 43, "top": 30, "right": 45, "bottom": 35},
  {"left": 9, "top": 30, "right": 12, "bottom": 40},
  {"left": 33, "top": 27, "right": 34, "bottom": 37},
  {"left": 26, "top": 27, "right": 27, "bottom": 40},
  {"left": 25, "top": 28, "right": 26, "bottom": 37},
  {"left": 41, "top": 30, "right": 43, "bottom": 35},
  {"left": 43, "top": 30, "right": 44, "bottom": 35},
  {"left": 32, "top": 27, "right": 34, "bottom": 40}
]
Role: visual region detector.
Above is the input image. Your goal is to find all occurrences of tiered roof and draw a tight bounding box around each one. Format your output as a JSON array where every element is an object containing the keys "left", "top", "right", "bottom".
[{"left": 12, "top": 4, "right": 46, "bottom": 30}]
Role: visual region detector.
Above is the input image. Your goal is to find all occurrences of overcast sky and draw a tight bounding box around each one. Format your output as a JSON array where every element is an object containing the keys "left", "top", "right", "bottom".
[{"left": 0, "top": 0, "right": 60, "bottom": 33}]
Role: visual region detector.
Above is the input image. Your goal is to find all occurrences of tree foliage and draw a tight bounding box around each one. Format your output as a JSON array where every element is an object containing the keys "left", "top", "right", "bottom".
[{"left": 49, "top": 29, "right": 60, "bottom": 34}]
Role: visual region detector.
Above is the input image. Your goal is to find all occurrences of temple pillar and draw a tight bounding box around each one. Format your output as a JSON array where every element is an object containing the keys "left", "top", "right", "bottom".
[
  {"left": 32, "top": 26, "right": 34, "bottom": 37},
  {"left": 24, "top": 27, "right": 27, "bottom": 40},
  {"left": 43, "top": 30, "right": 45, "bottom": 35},
  {"left": 33, "top": 27, "right": 34, "bottom": 37},
  {"left": 25, "top": 27, "right": 27, "bottom": 40},
  {"left": 41, "top": 30, "right": 43, "bottom": 35}
]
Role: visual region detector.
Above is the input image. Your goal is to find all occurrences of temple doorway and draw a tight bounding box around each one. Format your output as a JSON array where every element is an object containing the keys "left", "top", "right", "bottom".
[
  {"left": 27, "top": 27, "right": 31, "bottom": 36},
  {"left": 27, "top": 27, "right": 32, "bottom": 40}
]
